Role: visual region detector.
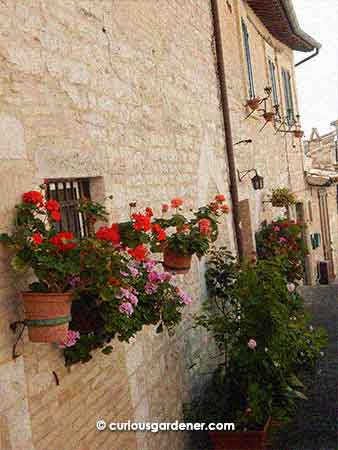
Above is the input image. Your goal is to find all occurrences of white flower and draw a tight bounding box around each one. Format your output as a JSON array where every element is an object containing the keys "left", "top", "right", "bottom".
[
  {"left": 287, "top": 282, "right": 296, "bottom": 293},
  {"left": 320, "top": 351, "right": 324, "bottom": 357},
  {"left": 264, "top": 347, "right": 268, "bottom": 353},
  {"left": 309, "top": 325, "right": 314, "bottom": 332}
]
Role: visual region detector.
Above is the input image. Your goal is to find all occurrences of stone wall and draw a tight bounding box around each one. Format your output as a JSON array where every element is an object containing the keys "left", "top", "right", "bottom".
[
  {"left": 219, "top": 0, "right": 309, "bottom": 236},
  {"left": 0, "top": 2, "right": 233, "bottom": 450},
  {"left": 0, "top": 1, "right": 312, "bottom": 449}
]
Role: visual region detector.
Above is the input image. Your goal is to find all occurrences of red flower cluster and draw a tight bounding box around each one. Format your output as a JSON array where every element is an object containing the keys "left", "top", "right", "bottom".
[
  {"left": 215, "top": 194, "right": 226, "bottom": 203},
  {"left": 95, "top": 224, "right": 120, "bottom": 245},
  {"left": 145, "top": 207, "right": 153, "bottom": 217},
  {"left": 162, "top": 204, "right": 169, "bottom": 213},
  {"left": 50, "top": 232, "right": 77, "bottom": 251},
  {"left": 171, "top": 198, "right": 183, "bottom": 209},
  {"left": 23, "top": 191, "right": 44, "bottom": 206},
  {"left": 152, "top": 224, "right": 166, "bottom": 241},
  {"left": 45, "top": 199, "right": 61, "bottom": 222},
  {"left": 198, "top": 218, "right": 211, "bottom": 236},
  {"left": 32, "top": 232, "right": 43, "bottom": 245},
  {"left": 128, "top": 245, "right": 148, "bottom": 261},
  {"left": 132, "top": 213, "right": 151, "bottom": 232}
]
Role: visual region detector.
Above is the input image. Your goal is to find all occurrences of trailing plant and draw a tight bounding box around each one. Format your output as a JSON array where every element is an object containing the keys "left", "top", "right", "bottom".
[{"left": 270, "top": 187, "right": 297, "bottom": 208}]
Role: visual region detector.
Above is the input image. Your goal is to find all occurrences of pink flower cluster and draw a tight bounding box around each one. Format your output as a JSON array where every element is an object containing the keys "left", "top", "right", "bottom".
[
  {"left": 59, "top": 330, "right": 80, "bottom": 349},
  {"left": 176, "top": 287, "right": 193, "bottom": 305},
  {"left": 117, "top": 287, "right": 139, "bottom": 317}
]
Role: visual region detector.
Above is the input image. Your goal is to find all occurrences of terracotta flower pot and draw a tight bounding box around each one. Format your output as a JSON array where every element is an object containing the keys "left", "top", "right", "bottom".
[
  {"left": 163, "top": 249, "right": 192, "bottom": 274},
  {"left": 263, "top": 111, "right": 275, "bottom": 122},
  {"left": 293, "top": 129, "right": 304, "bottom": 139},
  {"left": 246, "top": 97, "right": 261, "bottom": 110},
  {"left": 22, "top": 292, "right": 73, "bottom": 343},
  {"left": 208, "top": 418, "right": 271, "bottom": 450}
]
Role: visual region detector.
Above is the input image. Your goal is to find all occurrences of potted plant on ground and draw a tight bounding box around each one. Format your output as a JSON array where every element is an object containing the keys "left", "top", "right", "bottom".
[
  {"left": 154, "top": 196, "right": 230, "bottom": 273},
  {"left": 0, "top": 190, "right": 82, "bottom": 343},
  {"left": 270, "top": 187, "right": 297, "bottom": 208},
  {"left": 191, "top": 248, "right": 327, "bottom": 449}
]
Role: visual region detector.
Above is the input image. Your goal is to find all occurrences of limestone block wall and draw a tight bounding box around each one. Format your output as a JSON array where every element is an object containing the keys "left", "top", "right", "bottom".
[
  {"left": 0, "top": 2, "right": 233, "bottom": 450},
  {"left": 218, "top": 0, "right": 309, "bottom": 241}
]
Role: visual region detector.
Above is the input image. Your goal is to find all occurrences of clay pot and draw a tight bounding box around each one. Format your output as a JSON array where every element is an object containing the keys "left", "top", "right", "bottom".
[
  {"left": 246, "top": 97, "right": 261, "bottom": 110},
  {"left": 208, "top": 417, "right": 271, "bottom": 450},
  {"left": 294, "top": 129, "right": 304, "bottom": 139},
  {"left": 163, "top": 249, "right": 192, "bottom": 274},
  {"left": 263, "top": 111, "right": 275, "bottom": 122},
  {"left": 22, "top": 292, "right": 73, "bottom": 343}
]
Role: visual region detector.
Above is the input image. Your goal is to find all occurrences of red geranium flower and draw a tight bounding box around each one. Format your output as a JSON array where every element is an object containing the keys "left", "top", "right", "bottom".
[
  {"left": 45, "top": 199, "right": 60, "bottom": 212},
  {"left": 209, "top": 201, "right": 220, "bottom": 213},
  {"left": 198, "top": 218, "right": 211, "bottom": 235},
  {"left": 95, "top": 224, "right": 120, "bottom": 245},
  {"left": 171, "top": 198, "right": 183, "bottom": 209},
  {"left": 162, "top": 204, "right": 169, "bottom": 213},
  {"left": 50, "top": 232, "right": 77, "bottom": 251},
  {"left": 22, "top": 191, "right": 44, "bottom": 206},
  {"left": 128, "top": 245, "right": 148, "bottom": 261},
  {"left": 132, "top": 213, "right": 151, "bottom": 232},
  {"left": 51, "top": 210, "right": 61, "bottom": 222},
  {"left": 32, "top": 233, "right": 43, "bottom": 245},
  {"left": 145, "top": 207, "right": 153, "bottom": 217},
  {"left": 215, "top": 194, "right": 225, "bottom": 203},
  {"left": 221, "top": 204, "right": 230, "bottom": 213},
  {"left": 152, "top": 224, "right": 167, "bottom": 241}
]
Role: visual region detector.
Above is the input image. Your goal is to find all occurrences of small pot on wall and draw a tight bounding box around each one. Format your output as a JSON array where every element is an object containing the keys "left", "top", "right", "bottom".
[
  {"left": 294, "top": 129, "right": 304, "bottom": 139},
  {"left": 163, "top": 249, "right": 192, "bottom": 274},
  {"left": 263, "top": 111, "right": 275, "bottom": 122},
  {"left": 22, "top": 292, "right": 73, "bottom": 343},
  {"left": 246, "top": 97, "right": 261, "bottom": 111},
  {"left": 208, "top": 417, "right": 271, "bottom": 450}
]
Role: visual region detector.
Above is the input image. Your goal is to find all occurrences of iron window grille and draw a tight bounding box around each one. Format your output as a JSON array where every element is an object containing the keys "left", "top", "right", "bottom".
[
  {"left": 241, "top": 19, "right": 255, "bottom": 99},
  {"left": 281, "top": 68, "right": 295, "bottom": 126},
  {"left": 45, "top": 178, "right": 91, "bottom": 238}
]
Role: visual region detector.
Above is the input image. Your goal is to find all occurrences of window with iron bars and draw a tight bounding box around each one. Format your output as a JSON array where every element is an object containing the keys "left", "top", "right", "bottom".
[
  {"left": 281, "top": 68, "right": 295, "bottom": 126},
  {"left": 45, "top": 178, "right": 91, "bottom": 238}
]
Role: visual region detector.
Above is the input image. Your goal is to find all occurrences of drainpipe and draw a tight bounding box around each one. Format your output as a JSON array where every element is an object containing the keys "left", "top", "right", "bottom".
[
  {"left": 210, "top": 0, "right": 244, "bottom": 260},
  {"left": 295, "top": 48, "right": 320, "bottom": 67}
]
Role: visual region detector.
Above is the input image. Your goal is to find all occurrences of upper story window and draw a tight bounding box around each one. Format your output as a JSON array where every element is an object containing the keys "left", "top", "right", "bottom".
[
  {"left": 45, "top": 178, "right": 91, "bottom": 238},
  {"left": 241, "top": 19, "right": 255, "bottom": 99},
  {"left": 281, "top": 68, "right": 295, "bottom": 125},
  {"left": 268, "top": 58, "right": 279, "bottom": 107}
]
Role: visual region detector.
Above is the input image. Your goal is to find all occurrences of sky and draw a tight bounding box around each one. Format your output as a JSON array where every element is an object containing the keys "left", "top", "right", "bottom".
[{"left": 292, "top": 0, "right": 338, "bottom": 138}]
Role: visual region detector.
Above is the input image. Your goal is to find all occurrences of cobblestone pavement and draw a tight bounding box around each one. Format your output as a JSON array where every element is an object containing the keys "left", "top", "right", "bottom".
[
  {"left": 270, "top": 284, "right": 338, "bottom": 450},
  {"left": 185, "top": 284, "right": 338, "bottom": 450}
]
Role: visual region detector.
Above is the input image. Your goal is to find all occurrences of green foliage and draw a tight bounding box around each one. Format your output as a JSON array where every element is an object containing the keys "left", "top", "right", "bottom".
[
  {"left": 193, "top": 248, "right": 328, "bottom": 430},
  {"left": 256, "top": 217, "right": 307, "bottom": 282},
  {"left": 270, "top": 187, "right": 297, "bottom": 207}
]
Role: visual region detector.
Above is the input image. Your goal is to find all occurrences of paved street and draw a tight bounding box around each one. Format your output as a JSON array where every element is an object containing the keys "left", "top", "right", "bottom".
[{"left": 270, "top": 284, "right": 338, "bottom": 450}]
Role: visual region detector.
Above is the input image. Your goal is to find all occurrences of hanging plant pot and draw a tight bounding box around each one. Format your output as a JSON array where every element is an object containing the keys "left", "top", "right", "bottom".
[
  {"left": 22, "top": 292, "right": 73, "bottom": 343},
  {"left": 208, "top": 417, "right": 271, "bottom": 450},
  {"left": 163, "top": 249, "right": 192, "bottom": 274},
  {"left": 294, "top": 129, "right": 304, "bottom": 139},
  {"left": 263, "top": 111, "right": 275, "bottom": 122},
  {"left": 246, "top": 97, "right": 261, "bottom": 111}
]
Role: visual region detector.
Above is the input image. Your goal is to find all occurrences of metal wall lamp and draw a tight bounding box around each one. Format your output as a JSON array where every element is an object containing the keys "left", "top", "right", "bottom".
[{"left": 237, "top": 169, "right": 264, "bottom": 190}]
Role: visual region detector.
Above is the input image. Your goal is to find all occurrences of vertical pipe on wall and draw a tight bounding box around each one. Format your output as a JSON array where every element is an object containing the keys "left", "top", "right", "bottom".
[{"left": 210, "top": 0, "right": 244, "bottom": 259}]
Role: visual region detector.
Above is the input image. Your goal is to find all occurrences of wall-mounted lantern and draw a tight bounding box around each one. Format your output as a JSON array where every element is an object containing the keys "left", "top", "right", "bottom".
[{"left": 237, "top": 169, "right": 264, "bottom": 190}]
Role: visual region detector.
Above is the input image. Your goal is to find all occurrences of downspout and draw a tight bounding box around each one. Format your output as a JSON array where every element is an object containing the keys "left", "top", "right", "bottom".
[
  {"left": 210, "top": 0, "right": 244, "bottom": 260},
  {"left": 295, "top": 48, "right": 320, "bottom": 67}
]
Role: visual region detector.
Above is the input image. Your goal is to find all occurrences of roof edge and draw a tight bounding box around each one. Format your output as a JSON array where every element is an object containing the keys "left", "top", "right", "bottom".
[{"left": 281, "top": 0, "right": 322, "bottom": 50}]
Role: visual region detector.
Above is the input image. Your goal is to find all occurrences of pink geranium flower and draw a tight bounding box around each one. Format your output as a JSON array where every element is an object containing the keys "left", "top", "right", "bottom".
[{"left": 248, "top": 339, "right": 257, "bottom": 350}]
